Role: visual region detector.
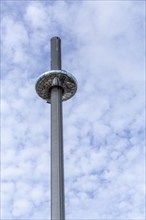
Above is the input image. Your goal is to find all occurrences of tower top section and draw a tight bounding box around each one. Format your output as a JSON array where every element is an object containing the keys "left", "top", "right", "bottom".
[
  {"left": 35, "top": 37, "right": 77, "bottom": 103},
  {"left": 51, "top": 37, "right": 61, "bottom": 70}
]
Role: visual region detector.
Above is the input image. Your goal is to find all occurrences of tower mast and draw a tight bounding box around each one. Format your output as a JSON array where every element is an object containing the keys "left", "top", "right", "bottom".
[
  {"left": 50, "top": 37, "right": 65, "bottom": 220},
  {"left": 35, "top": 37, "right": 77, "bottom": 220}
]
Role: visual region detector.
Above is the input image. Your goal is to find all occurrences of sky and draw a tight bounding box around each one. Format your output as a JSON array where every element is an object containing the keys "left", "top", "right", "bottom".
[{"left": 1, "top": 0, "right": 145, "bottom": 220}]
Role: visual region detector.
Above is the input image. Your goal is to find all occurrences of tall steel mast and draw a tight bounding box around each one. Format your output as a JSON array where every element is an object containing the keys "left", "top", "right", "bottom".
[{"left": 35, "top": 37, "right": 77, "bottom": 220}]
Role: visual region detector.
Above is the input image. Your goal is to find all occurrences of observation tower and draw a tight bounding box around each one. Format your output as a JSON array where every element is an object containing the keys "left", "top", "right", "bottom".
[{"left": 35, "top": 37, "right": 77, "bottom": 220}]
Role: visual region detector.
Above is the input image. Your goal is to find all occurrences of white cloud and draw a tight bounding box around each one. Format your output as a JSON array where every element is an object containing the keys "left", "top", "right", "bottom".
[
  {"left": 12, "top": 198, "right": 33, "bottom": 217},
  {"left": 1, "top": 0, "right": 145, "bottom": 219},
  {"left": 24, "top": 2, "right": 50, "bottom": 28}
]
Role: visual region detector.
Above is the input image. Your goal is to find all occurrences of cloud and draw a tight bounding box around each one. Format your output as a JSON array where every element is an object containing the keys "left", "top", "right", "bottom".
[
  {"left": 1, "top": 0, "right": 145, "bottom": 219},
  {"left": 12, "top": 198, "right": 33, "bottom": 217}
]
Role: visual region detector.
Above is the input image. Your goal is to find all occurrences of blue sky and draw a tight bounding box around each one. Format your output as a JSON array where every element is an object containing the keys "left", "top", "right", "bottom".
[{"left": 1, "top": 0, "right": 145, "bottom": 219}]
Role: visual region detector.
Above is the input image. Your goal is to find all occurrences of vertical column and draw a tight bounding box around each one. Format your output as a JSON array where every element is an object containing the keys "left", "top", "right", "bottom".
[
  {"left": 50, "top": 37, "right": 65, "bottom": 220},
  {"left": 51, "top": 37, "right": 61, "bottom": 70}
]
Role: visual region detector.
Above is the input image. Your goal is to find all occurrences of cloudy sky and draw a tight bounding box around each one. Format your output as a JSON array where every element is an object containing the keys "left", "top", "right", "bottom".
[{"left": 1, "top": 0, "right": 145, "bottom": 220}]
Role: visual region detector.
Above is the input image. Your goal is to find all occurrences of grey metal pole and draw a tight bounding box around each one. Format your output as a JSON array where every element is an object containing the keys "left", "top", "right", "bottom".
[
  {"left": 35, "top": 36, "right": 77, "bottom": 220},
  {"left": 51, "top": 37, "right": 61, "bottom": 70},
  {"left": 50, "top": 37, "right": 65, "bottom": 220}
]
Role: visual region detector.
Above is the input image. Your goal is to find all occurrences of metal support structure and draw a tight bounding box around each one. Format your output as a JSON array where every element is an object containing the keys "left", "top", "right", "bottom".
[
  {"left": 51, "top": 86, "right": 65, "bottom": 220},
  {"left": 50, "top": 37, "right": 65, "bottom": 220},
  {"left": 35, "top": 36, "right": 77, "bottom": 220}
]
